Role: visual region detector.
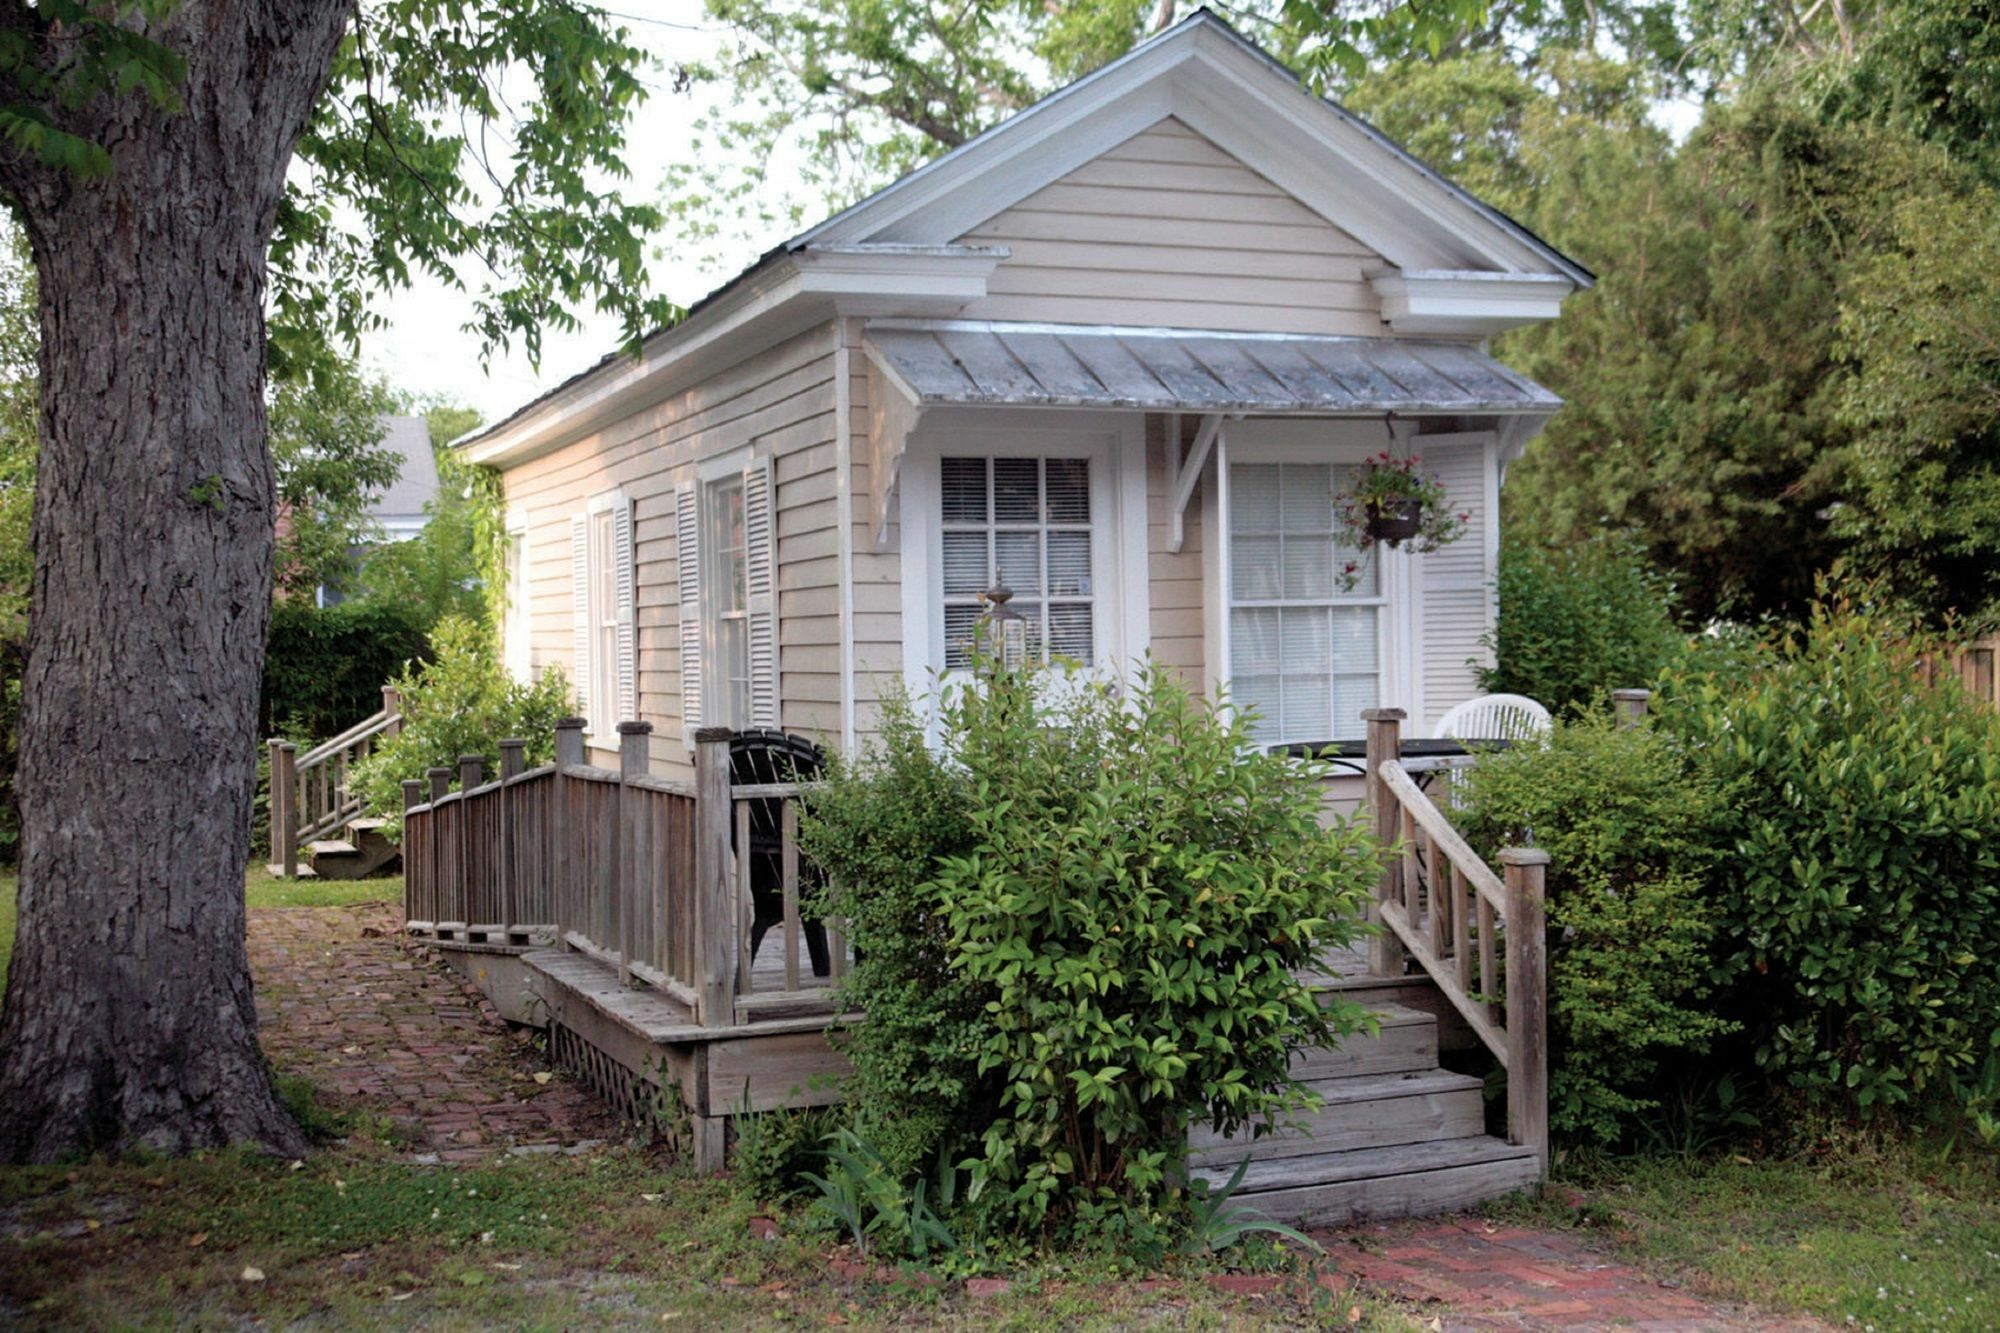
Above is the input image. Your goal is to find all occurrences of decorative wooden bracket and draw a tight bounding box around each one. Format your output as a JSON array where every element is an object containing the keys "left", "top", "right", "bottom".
[{"left": 1166, "top": 412, "right": 1223, "bottom": 555}]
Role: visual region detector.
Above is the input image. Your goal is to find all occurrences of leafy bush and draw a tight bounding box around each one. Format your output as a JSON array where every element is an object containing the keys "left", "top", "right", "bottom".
[
  {"left": 1656, "top": 600, "right": 2000, "bottom": 1123},
  {"left": 1481, "top": 532, "right": 1686, "bottom": 714},
  {"left": 732, "top": 1104, "right": 839, "bottom": 1204},
  {"left": 1457, "top": 711, "right": 1736, "bottom": 1144},
  {"left": 348, "top": 615, "right": 570, "bottom": 833},
  {"left": 804, "top": 664, "right": 1380, "bottom": 1239},
  {"left": 262, "top": 598, "right": 431, "bottom": 741}
]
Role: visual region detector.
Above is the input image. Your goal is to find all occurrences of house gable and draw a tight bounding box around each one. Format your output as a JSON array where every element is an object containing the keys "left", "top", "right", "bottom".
[{"left": 954, "top": 117, "right": 1388, "bottom": 336}]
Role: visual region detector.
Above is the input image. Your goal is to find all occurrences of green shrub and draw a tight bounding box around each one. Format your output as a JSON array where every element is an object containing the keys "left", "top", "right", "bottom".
[
  {"left": 732, "top": 1104, "right": 839, "bottom": 1204},
  {"left": 262, "top": 598, "right": 431, "bottom": 741},
  {"left": 348, "top": 615, "right": 570, "bottom": 833},
  {"left": 1656, "top": 600, "right": 2000, "bottom": 1122},
  {"left": 796, "top": 690, "right": 984, "bottom": 1181},
  {"left": 804, "top": 664, "right": 1381, "bottom": 1239},
  {"left": 1482, "top": 532, "right": 1686, "bottom": 714},
  {"left": 1458, "top": 711, "right": 1736, "bottom": 1144}
]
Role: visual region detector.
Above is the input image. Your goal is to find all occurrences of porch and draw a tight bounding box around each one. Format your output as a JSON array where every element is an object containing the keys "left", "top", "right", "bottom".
[{"left": 399, "top": 705, "right": 1554, "bottom": 1225}]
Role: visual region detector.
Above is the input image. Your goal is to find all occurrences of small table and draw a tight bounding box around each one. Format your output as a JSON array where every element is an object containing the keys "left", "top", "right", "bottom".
[{"left": 1268, "top": 737, "right": 1516, "bottom": 787}]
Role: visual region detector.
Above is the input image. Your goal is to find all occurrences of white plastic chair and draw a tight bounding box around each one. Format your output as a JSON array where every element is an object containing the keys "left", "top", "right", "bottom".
[{"left": 1433, "top": 693, "right": 1553, "bottom": 744}]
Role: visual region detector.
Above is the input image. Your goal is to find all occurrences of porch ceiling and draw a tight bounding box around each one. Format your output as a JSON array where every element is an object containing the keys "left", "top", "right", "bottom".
[{"left": 862, "top": 319, "right": 1563, "bottom": 416}]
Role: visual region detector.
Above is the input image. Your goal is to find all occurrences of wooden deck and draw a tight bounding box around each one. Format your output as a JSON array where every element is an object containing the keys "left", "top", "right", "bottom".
[{"left": 400, "top": 708, "right": 1550, "bottom": 1217}]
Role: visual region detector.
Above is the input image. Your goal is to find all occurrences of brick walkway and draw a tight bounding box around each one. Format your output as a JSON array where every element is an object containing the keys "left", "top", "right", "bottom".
[
  {"left": 249, "top": 899, "right": 617, "bottom": 1162},
  {"left": 1319, "top": 1216, "right": 1829, "bottom": 1331}
]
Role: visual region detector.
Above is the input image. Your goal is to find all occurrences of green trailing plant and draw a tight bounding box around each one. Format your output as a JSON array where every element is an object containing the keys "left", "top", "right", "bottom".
[
  {"left": 1334, "top": 452, "right": 1468, "bottom": 565},
  {"left": 933, "top": 661, "right": 1378, "bottom": 1231},
  {"left": 1655, "top": 597, "right": 2000, "bottom": 1125},
  {"left": 347, "top": 615, "right": 570, "bottom": 835},
  {"left": 1479, "top": 532, "right": 1687, "bottom": 716},
  {"left": 1456, "top": 710, "right": 1735, "bottom": 1145}
]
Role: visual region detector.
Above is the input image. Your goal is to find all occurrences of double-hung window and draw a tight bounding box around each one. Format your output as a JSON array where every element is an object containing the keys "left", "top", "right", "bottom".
[
  {"left": 1227, "top": 460, "right": 1383, "bottom": 745},
  {"left": 704, "top": 473, "right": 752, "bottom": 729},
  {"left": 939, "top": 455, "right": 1094, "bottom": 670},
  {"left": 572, "top": 492, "right": 635, "bottom": 742}
]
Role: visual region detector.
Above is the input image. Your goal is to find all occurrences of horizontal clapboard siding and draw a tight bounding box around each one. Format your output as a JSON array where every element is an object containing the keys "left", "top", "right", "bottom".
[
  {"left": 956, "top": 117, "right": 1388, "bottom": 335},
  {"left": 502, "top": 324, "right": 844, "bottom": 776},
  {"left": 1147, "top": 414, "right": 1204, "bottom": 684}
]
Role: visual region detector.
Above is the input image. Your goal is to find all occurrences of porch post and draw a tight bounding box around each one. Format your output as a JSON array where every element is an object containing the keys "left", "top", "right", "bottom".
[
  {"left": 1611, "top": 688, "right": 1651, "bottom": 730},
  {"left": 617, "top": 721, "right": 653, "bottom": 987},
  {"left": 554, "top": 718, "right": 586, "bottom": 949},
  {"left": 498, "top": 738, "right": 526, "bottom": 943},
  {"left": 1500, "top": 847, "right": 1550, "bottom": 1177},
  {"left": 1362, "top": 707, "right": 1406, "bottom": 977},
  {"left": 693, "top": 726, "right": 738, "bottom": 1030}
]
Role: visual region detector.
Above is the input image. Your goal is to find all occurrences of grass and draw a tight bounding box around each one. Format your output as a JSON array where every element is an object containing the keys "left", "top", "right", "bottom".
[
  {"left": 1498, "top": 1139, "right": 2000, "bottom": 1332},
  {"left": 0, "top": 1111, "right": 1418, "bottom": 1329}
]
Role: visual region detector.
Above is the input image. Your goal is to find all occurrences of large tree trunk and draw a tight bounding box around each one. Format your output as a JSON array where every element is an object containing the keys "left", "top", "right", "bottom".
[{"left": 0, "top": 2, "right": 356, "bottom": 1162}]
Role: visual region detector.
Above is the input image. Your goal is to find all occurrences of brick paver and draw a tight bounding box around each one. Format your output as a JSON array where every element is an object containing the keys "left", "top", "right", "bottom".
[
  {"left": 249, "top": 899, "right": 617, "bottom": 1161},
  {"left": 1319, "top": 1216, "right": 1831, "bottom": 1331}
]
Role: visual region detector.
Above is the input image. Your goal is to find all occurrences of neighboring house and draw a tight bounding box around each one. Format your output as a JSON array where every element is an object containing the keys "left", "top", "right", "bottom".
[
  {"left": 459, "top": 12, "right": 1587, "bottom": 778},
  {"left": 315, "top": 415, "right": 440, "bottom": 607}
]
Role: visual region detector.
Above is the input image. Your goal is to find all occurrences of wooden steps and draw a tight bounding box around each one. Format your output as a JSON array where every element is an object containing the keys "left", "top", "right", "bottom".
[
  {"left": 1189, "top": 1002, "right": 1540, "bottom": 1226},
  {"left": 302, "top": 816, "right": 401, "bottom": 879}
]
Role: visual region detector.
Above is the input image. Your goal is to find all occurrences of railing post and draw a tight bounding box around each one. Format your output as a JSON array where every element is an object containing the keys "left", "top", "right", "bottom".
[
  {"left": 426, "top": 765, "right": 452, "bottom": 935},
  {"left": 427, "top": 765, "right": 451, "bottom": 803},
  {"left": 274, "top": 741, "right": 300, "bottom": 880},
  {"left": 1499, "top": 847, "right": 1550, "bottom": 1178},
  {"left": 267, "top": 739, "right": 288, "bottom": 878},
  {"left": 554, "top": 718, "right": 586, "bottom": 950},
  {"left": 1362, "top": 707, "right": 1407, "bottom": 978},
  {"left": 381, "top": 683, "right": 402, "bottom": 739},
  {"left": 694, "top": 726, "right": 738, "bottom": 1029},
  {"left": 1611, "top": 688, "right": 1651, "bottom": 730},
  {"left": 457, "top": 754, "right": 485, "bottom": 936},
  {"left": 402, "top": 779, "right": 425, "bottom": 931},
  {"left": 617, "top": 722, "right": 653, "bottom": 988},
  {"left": 499, "top": 738, "right": 526, "bottom": 943}
]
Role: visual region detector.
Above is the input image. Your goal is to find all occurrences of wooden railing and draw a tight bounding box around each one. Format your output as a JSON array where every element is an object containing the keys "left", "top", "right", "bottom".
[
  {"left": 401, "top": 719, "right": 838, "bottom": 1028},
  {"left": 1362, "top": 706, "right": 1549, "bottom": 1174},
  {"left": 268, "top": 684, "right": 402, "bottom": 877}
]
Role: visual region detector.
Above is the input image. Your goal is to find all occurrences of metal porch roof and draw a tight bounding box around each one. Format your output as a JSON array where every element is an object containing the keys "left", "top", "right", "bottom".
[{"left": 864, "top": 321, "right": 1563, "bottom": 416}]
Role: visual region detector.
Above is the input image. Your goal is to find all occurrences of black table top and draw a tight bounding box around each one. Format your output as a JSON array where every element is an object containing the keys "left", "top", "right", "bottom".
[{"left": 1268, "top": 737, "right": 1517, "bottom": 761}]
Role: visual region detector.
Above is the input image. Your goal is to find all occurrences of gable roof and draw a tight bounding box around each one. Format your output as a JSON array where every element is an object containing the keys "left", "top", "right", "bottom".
[
  {"left": 370, "top": 415, "right": 439, "bottom": 521},
  {"left": 459, "top": 8, "right": 1586, "bottom": 464}
]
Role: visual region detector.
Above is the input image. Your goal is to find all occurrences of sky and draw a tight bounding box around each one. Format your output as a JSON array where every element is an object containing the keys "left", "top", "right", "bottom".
[{"left": 361, "top": 0, "right": 768, "bottom": 427}]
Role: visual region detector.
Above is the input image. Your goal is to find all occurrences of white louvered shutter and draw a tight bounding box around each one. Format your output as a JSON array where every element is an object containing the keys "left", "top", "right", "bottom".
[
  {"left": 744, "top": 459, "right": 779, "bottom": 728},
  {"left": 570, "top": 514, "right": 590, "bottom": 722},
  {"left": 675, "top": 484, "right": 703, "bottom": 743},
  {"left": 1418, "top": 435, "right": 1499, "bottom": 730},
  {"left": 613, "top": 498, "right": 636, "bottom": 726}
]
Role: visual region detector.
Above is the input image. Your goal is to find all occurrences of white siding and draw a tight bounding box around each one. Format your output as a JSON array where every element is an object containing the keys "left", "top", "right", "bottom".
[
  {"left": 503, "top": 324, "right": 843, "bottom": 776},
  {"left": 955, "top": 118, "right": 1388, "bottom": 335},
  {"left": 1146, "top": 414, "right": 1204, "bottom": 686}
]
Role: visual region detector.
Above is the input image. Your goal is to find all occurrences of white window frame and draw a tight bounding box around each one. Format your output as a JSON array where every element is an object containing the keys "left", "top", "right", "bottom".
[
  {"left": 578, "top": 487, "right": 633, "bottom": 746},
  {"left": 1203, "top": 418, "right": 1416, "bottom": 746},
  {"left": 702, "top": 469, "right": 753, "bottom": 731},
  {"left": 677, "top": 446, "right": 778, "bottom": 747},
  {"left": 897, "top": 410, "right": 1149, "bottom": 700},
  {"left": 503, "top": 514, "right": 531, "bottom": 682}
]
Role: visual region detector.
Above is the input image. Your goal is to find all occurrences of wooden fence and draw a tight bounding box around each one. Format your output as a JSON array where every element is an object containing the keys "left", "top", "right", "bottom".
[
  {"left": 1362, "top": 706, "right": 1549, "bottom": 1174},
  {"left": 401, "top": 720, "right": 836, "bottom": 1029},
  {"left": 1926, "top": 633, "right": 2000, "bottom": 708},
  {"left": 268, "top": 685, "right": 402, "bottom": 877}
]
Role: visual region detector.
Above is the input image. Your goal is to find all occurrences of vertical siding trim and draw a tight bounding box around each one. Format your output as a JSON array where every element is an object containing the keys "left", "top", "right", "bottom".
[
  {"left": 835, "top": 324, "right": 857, "bottom": 750},
  {"left": 570, "top": 514, "right": 590, "bottom": 722}
]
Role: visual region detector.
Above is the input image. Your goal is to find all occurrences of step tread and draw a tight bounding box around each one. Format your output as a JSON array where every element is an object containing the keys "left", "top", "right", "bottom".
[
  {"left": 1195, "top": 1134, "right": 1536, "bottom": 1194},
  {"left": 264, "top": 863, "right": 319, "bottom": 879},
  {"left": 1297, "top": 1066, "right": 1482, "bottom": 1104},
  {"left": 306, "top": 839, "right": 359, "bottom": 857},
  {"left": 346, "top": 817, "right": 389, "bottom": 833}
]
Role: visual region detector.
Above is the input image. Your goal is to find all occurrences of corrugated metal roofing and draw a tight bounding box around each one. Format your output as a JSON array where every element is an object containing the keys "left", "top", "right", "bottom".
[{"left": 864, "top": 322, "right": 1562, "bottom": 415}]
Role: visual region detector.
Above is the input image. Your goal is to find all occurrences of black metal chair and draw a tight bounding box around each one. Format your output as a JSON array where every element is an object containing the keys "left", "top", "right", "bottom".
[{"left": 728, "top": 729, "right": 832, "bottom": 979}]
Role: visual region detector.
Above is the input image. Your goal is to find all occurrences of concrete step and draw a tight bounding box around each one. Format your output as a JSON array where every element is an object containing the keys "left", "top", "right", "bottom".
[
  {"left": 1189, "top": 1067, "right": 1485, "bottom": 1166},
  {"left": 1194, "top": 1134, "right": 1541, "bottom": 1228}
]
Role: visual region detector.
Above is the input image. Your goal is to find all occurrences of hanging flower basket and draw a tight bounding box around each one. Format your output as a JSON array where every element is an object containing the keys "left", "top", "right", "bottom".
[
  {"left": 1366, "top": 496, "right": 1426, "bottom": 544},
  {"left": 1336, "top": 453, "right": 1469, "bottom": 554}
]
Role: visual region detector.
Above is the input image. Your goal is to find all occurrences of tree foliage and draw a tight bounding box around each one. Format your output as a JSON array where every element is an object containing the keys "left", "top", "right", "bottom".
[{"left": 269, "top": 360, "right": 403, "bottom": 601}]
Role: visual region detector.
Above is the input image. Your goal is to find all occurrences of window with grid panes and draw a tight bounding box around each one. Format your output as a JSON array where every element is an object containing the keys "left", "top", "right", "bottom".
[
  {"left": 1228, "top": 460, "right": 1382, "bottom": 744},
  {"left": 940, "top": 456, "right": 1094, "bottom": 670},
  {"left": 704, "top": 474, "right": 752, "bottom": 728}
]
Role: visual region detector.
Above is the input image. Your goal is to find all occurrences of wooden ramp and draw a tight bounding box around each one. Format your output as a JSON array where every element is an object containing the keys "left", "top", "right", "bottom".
[{"left": 1189, "top": 1003, "right": 1539, "bottom": 1226}]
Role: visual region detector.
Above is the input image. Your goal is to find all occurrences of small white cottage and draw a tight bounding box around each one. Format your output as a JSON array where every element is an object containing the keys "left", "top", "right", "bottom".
[{"left": 459, "top": 10, "right": 1587, "bottom": 777}]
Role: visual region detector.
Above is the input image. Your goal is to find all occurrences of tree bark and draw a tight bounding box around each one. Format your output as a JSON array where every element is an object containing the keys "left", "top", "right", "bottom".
[{"left": 0, "top": 0, "right": 357, "bottom": 1162}]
